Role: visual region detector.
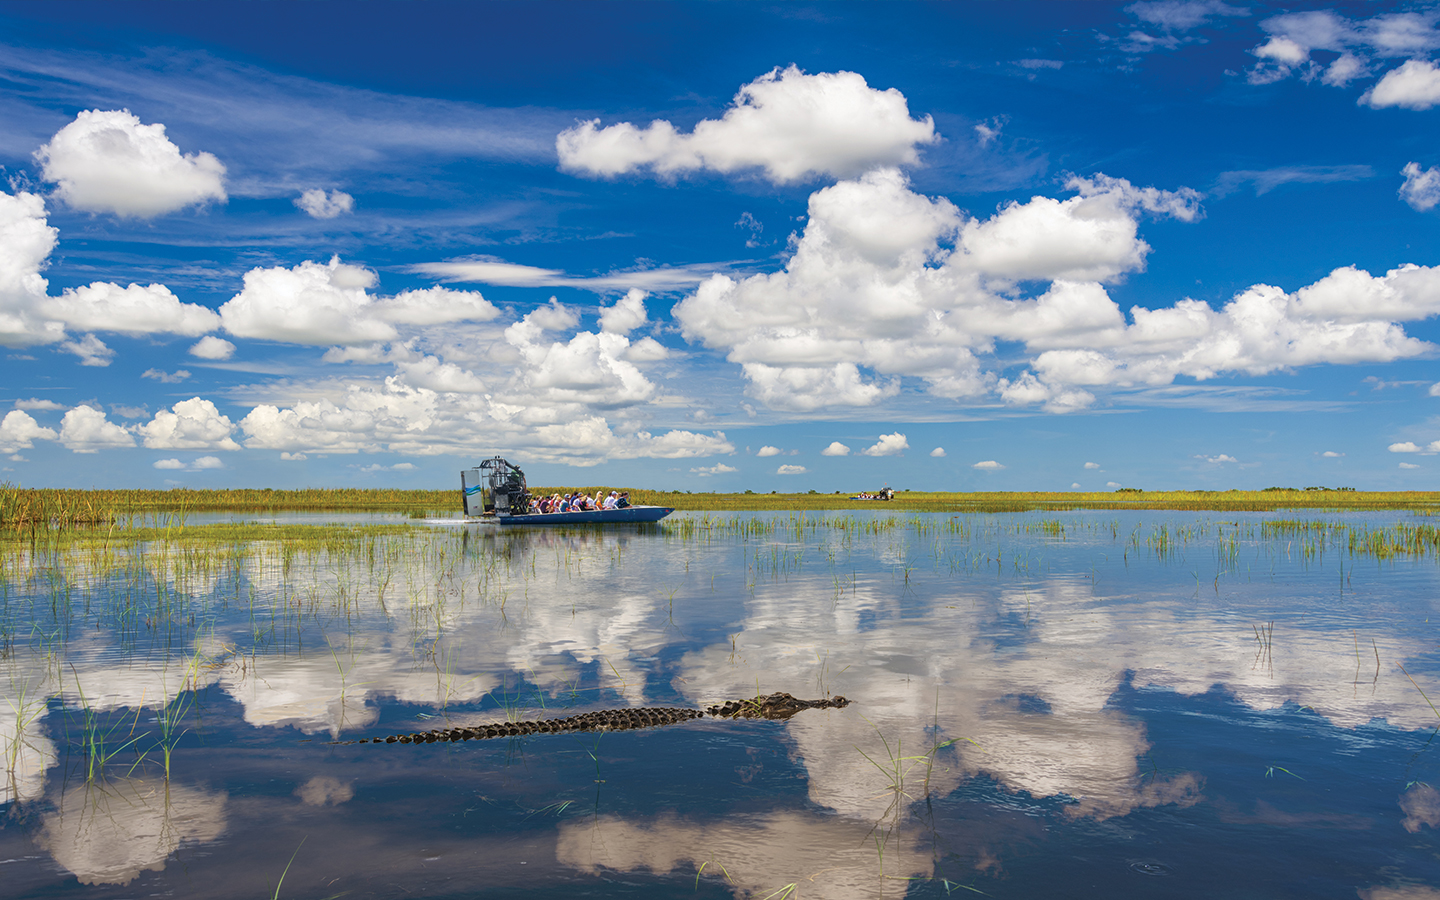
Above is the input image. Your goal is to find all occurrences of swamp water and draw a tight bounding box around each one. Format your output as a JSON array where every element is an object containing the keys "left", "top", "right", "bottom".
[{"left": 1, "top": 510, "right": 1439, "bottom": 899}]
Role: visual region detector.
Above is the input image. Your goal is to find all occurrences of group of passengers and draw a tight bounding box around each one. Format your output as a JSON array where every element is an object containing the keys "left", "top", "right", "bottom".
[{"left": 533, "top": 490, "right": 630, "bottom": 514}]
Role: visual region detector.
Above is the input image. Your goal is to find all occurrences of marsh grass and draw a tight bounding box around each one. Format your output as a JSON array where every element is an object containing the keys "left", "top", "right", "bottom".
[{"left": 6, "top": 485, "right": 1440, "bottom": 533}]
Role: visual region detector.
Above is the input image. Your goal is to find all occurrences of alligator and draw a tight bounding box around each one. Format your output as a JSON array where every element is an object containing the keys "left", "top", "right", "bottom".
[{"left": 348, "top": 692, "right": 850, "bottom": 745}]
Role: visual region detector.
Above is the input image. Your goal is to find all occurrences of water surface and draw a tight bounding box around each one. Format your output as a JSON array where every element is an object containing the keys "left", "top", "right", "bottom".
[{"left": 2, "top": 510, "right": 1439, "bottom": 898}]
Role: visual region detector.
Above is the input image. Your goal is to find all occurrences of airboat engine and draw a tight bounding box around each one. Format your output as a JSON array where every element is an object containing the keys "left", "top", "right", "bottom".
[{"left": 462, "top": 457, "right": 531, "bottom": 517}]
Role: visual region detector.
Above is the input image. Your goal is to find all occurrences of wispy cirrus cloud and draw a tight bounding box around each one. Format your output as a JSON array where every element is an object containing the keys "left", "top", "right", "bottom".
[
  {"left": 410, "top": 258, "right": 739, "bottom": 292},
  {"left": 1212, "top": 165, "right": 1374, "bottom": 197}
]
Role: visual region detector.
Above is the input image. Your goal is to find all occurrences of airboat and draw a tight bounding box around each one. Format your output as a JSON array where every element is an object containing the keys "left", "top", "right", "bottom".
[{"left": 460, "top": 457, "right": 674, "bottom": 525}]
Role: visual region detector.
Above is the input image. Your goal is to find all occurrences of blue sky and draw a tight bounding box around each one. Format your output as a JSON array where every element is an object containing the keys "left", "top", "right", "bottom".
[{"left": 2, "top": 1, "right": 1439, "bottom": 492}]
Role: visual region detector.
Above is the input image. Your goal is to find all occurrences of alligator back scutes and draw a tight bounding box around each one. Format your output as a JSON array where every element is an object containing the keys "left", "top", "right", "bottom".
[{"left": 358, "top": 692, "right": 850, "bottom": 745}]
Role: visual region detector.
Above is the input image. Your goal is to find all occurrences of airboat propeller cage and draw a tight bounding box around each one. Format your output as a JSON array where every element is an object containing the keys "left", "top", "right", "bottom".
[{"left": 461, "top": 457, "right": 530, "bottom": 517}]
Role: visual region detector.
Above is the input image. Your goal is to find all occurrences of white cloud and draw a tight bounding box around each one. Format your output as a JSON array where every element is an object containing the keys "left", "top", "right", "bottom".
[
  {"left": 599, "top": 289, "right": 648, "bottom": 335},
  {"left": 690, "top": 463, "right": 737, "bottom": 476},
  {"left": 0, "top": 191, "right": 65, "bottom": 348},
  {"left": 58, "top": 406, "right": 134, "bottom": 452},
  {"left": 136, "top": 398, "right": 240, "bottom": 450},
  {"left": 42, "top": 282, "right": 220, "bottom": 336},
  {"left": 756, "top": 445, "right": 782, "bottom": 457},
  {"left": 14, "top": 398, "right": 62, "bottom": 411},
  {"left": 1390, "top": 442, "right": 1422, "bottom": 452},
  {"left": 395, "top": 355, "right": 486, "bottom": 394},
  {"left": 557, "top": 66, "right": 937, "bottom": 184},
  {"left": 1212, "top": 165, "right": 1373, "bottom": 197},
  {"left": 0, "top": 410, "right": 58, "bottom": 452},
  {"left": 862, "top": 432, "right": 909, "bottom": 457},
  {"left": 1401, "top": 462, "right": 1422, "bottom": 469},
  {"left": 1431, "top": 382, "right": 1440, "bottom": 397},
  {"left": 153, "top": 455, "right": 224, "bottom": 471},
  {"left": 218, "top": 259, "right": 496, "bottom": 348},
  {"left": 295, "top": 188, "right": 354, "bottom": 218},
  {"left": 219, "top": 257, "right": 393, "bottom": 345},
  {"left": 141, "top": 368, "right": 191, "bottom": 383},
  {"left": 972, "top": 460, "right": 1005, "bottom": 470},
  {"left": 1243, "top": 10, "right": 1440, "bottom": 95},
  {"left": 776, "top": 464, "right": 807, "bottom": 475},
  {"left": 623, "top": 337, "right": 669, "bottom": 362},
  {"left": 505, "top": 308, "right": 658, "bottom": 409},
  {"left": 36, "top": 109, "right": 226, "bottom": 217},
  {"left": 1195, "top": 453, "right": 1238, "bottom": 463},
  {"left": 1107, "top": 481, "right": 1123, "bottom": 488},
  {"left": 59, "top": 334, "right": 113, "bottom": 367},
  {"left": 821, "top": 441, "right": 851, "bottom": 457},
  {"left": 234, "top": 375, "right": 732, "bottom": 465},
  {"left": 1072, "top": 482, "right": 1082, "bottom": 488},
  {"left": 1401, "top": 163, "right": 1440, "bottom": 212},
  {"left": 189, "top": 336, "right": 235, "bottom": 360},
  {"left": 371, "top": 286, "right": 499, "bottom": 326},
  {"left": 673, "top": 169, "right": 1210, "bottom": 412},
  {"left": 1127, "top": 1, "right": 1248, "bottom": 31},
  {"left": 411, "top": 258, "right": 718, "bottom": 292},
  {"left": 1321, "top": 450, "right": 1345, "bottom": 457},
  {"left": 1084, "top": 461, "right": 1101, "bottom": 469},
  {"left": 280, "top": 451, "right": 307, "bottom": 461},
  {"left": 1363, "top": 59, "right": 1440, "bottom": 109},
  {"left": 930, "top": 447, "right": 945, "bottom": 457}
]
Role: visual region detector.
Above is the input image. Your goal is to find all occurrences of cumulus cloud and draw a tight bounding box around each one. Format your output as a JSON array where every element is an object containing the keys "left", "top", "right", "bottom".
[
  {"left": 154, "top": 456, "right": 223, "bottom": 471},
  {"left": 0, "top": 191, "right": 65, "bottom": 348},
  {"left": 189, "top": 336, "right": 235, "bottom": 360},
  {"left": 1390, "top": 441, "right": 1422, "bottom": 452},
  {"left": 973, "top": 460, "right": 1005, "bottom": 470},
  {"left": 235, "top": 376, "right": 732, "bottom": 466},
  {"left": 0, "top": 410, "right": 58, "bottom": 452},
  {"left": 1195, "top": 453, "right": 1238, "bottom": 463},
  {"left": 295, "top": 188, "right": 354, "bottom": 218},
  {"left": 1243, "top": 10, "right": 1440, "bottom": 95},
  {"left": 59, "top": 334, "right": 113, "bottom": 367},
  {"left": 690, "top": 463, "right": 737, "bottom": 476},
  {"left": 36, "top": 109, "right": 226, "bottom": 217},
  {"left": 141, "top": 368, "right": 190, "bottom": 383},
  {"left": 58, "top": 406, "right": 134, "bottom": 452},
  {"left": 15, "top": 398, "right": 62, "bottom": 411},
  {"left": 136, "top": 398, "right": 240, "bottom": 450},
  {"left": 599, "top": 289, "right": 648, "bottom": 335},
  {"left": 1401, "top": 462, "right": 1422, "bottom": 469},
  {"left": 756, "top": 445, "right": 782, "bottom": 457},
  {"left": 776, "top": 464, "right": 807, "bottom": 475},
  {"left": 1363, "top": 59, "right": 1440, "bottom": 109},
  {"left": 821, "top": 441, "right": 850, "bottom": 456},
  {"left": 557, "top": 66, "right": 937, "bottom": 184},
  {"left": 42, "top": 282, "right": 219, "bottom": 336},
  {"left": 218, "top": 258, "right": 499, "bottom": 346},
  {"left": 862, "top": 432, "right": 909, "bottom": 456},
  {"left": 1321, "top": 451, "right": 1344, "bottom": 457},
  {"left": 1401, "top": 162, "right": 1440, "bottom": 212},
  {"left": 673, "top": 169, "right": 1215, "bottom": 412},
  {"left": 1107, "top": 481, "right": 1123, "bottom": 488},
  {"left": 1084, "top": 461, "right": 1101, "bottom": 469},
  {"left": 930, "top": 447, "right": 945, "bottom": 457}
]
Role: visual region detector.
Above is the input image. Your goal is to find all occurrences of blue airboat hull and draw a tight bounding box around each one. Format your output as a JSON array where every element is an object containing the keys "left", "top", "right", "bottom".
[{"left": 475, "top": 505, "right": 675, "bottom": 525}]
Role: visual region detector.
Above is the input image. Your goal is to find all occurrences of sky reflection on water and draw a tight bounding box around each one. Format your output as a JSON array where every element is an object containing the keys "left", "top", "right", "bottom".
[{"left": 2, "top": 510, "right": 1439, "bottom": 898}]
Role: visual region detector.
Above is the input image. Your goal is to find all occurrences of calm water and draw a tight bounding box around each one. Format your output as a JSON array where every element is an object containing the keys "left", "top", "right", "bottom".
[{"left": 2, "top": 510, "right": 1439, "bottom": 899}]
